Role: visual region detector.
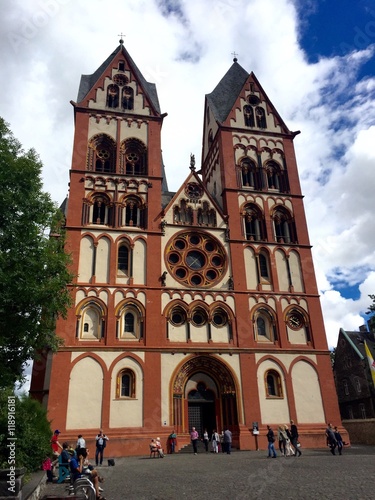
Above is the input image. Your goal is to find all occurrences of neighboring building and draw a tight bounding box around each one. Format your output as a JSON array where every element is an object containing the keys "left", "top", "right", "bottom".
[
  {"left": 333, "top": 327, "right": 375, "bottom": 420},
  {"left": 30, "top": 40, "right": 343, "bottom": 455}
]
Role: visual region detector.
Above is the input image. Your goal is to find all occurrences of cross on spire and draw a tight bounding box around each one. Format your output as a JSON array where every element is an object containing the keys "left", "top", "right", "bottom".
[
  {"left": 118, "top": 33, "right": 125, "bottom": 45},
  {"left": 231, "top": 51, "right": 238, "bottom": 62}
]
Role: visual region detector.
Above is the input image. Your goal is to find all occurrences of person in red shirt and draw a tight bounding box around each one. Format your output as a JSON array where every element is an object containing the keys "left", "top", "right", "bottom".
[{"left": 51, "top": 429, "right": 63, "bottom": 456}]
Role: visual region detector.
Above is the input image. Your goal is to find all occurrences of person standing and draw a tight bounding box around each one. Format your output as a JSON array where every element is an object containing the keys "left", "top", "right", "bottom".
[
  {"left": 76, "top": 434, "right": 86, "bottom": 454},
  {"left": 190, "top": 427, "right": 199, "bottom": 455},
  {"left": 51, "top": 429, "right": 63, "bottom": 457},
  {"left": 266, "top": 425, "right": 277, "bottom": 458},
  {"left": 325, "top": 423, "right": 337, "bottom": 456},
  {"left": 334, "top": 426, "right": 343, "bottom": 455},
  {"left": 290, "top": 420, "right": 302, "bottom": 456},
  {"left": 203, "top": 429, "right": 209, "bottom": 452},
  {"left": 95, "top": 429, "right": 109, "bottom": 466},
  {"left": 224, "top": 428, "right": 232, "bottom": 454},
  {"left": 277, "top": 425, "right": 287, "bottom": 456},
  {"left": 211, "top": 429, "right": 219, "bottom": 453},
  {"left": 168, "top": 430, "right": 177, "bottom": 453}
]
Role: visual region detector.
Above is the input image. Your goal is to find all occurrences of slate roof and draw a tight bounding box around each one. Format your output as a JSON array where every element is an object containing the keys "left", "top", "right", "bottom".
[
  {"left": 77, "top": 44, "right": 161, "bottom": 114},
  {"left": 340, "top": 328, "right": 375, "bottom": 360},
  {"left": 206, "top": 61, "right": 249, "bottom": 123}
]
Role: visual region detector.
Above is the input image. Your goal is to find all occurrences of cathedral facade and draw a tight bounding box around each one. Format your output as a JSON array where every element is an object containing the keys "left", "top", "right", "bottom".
[{"left": 30, "top": 42, "right": 344, "bottom": 455}]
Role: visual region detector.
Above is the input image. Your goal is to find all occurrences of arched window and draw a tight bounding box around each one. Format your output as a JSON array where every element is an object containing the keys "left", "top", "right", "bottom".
[
  {"left": 117, "top": 243, "right": 131, "bottom": 275},
  {"left": 107, "top": 84, "right": 119, "bottom": 108},
  {"left": 169, "top": 306, "right": 187, "bottom": 326},
  {"left": 265, "top": 370, "right": 282, "bottom": 397},
  {"left": 120, "top": 138, "right": 148, "bottom": 175},
  {"left": 243, "top": 105, "right": 255, "bottom": 127},
  {"left": 243, "top": 204, "right": 266, "bottom": 241},
  {"left": 255, "top": 107, "right": 267, "bottom": 128},
  {"left": 91, "top": 196, "right": 112, "bottom": 226},
  {"left": 173, "top": 200, "right": 193, "bottom": 225},
  {"left": 240, "top": 158, "right": 262, "bottom": 189},
  {"left": 116, "top": 369, "right": 135, "bottom": 398},
  {"left": 77, "top": 301, "right": 105, "bottom": 340},
  {"left": 265, "top": 161, "right": 289, "bottom": 192},
  {"left": 117, "top": 302, "right": 144, "bottom": 340},
  {"left": 87, "top": 134, "right": 116, "bottom": 173},
  {"left": 257, "top": 251, "right": 271, "bottom": 283},
  {"left": 197, "top": 201, "right": 216, "bottom": 227},
  {"left": 124, "top": 312, "right": 135, "bottom": 332},
  {"left": 119, "top": 196, "right": 145, "bottom": 228},
  {"left": 191, "top": 307, "right": 208, "bottom": 327},
  {"left": 211, "top": 308, "right": 228, "bottom": 328},
  {"left": 122, "top": 86, "right": 134, "bottom": 110},
  {"left": 254, "top": 308, "right": 277, "bottom": 342},
  {"left": 273, "top": 207, "right": 297, "bottom": 244}
]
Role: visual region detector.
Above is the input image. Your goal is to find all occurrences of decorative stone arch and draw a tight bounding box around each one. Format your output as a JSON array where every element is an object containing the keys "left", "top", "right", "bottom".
[{"left": 171, "top": 355, "right": 239, "bottom": 436}]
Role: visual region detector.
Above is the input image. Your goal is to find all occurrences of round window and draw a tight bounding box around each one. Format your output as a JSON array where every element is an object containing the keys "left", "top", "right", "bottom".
[
  {"left": 213, "top": 312, "right": 227, "bottom": 327},
  {"left": 192, "top": 310, "right": 206, "bottom": 326},
  {"left": 171, "top": 310, "right": 185, "bottom": 326}
]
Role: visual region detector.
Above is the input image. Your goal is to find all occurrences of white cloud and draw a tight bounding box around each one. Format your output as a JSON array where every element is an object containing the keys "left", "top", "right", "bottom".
[{"left": 2, "top": 0, "right": 375, "bottom": 356}]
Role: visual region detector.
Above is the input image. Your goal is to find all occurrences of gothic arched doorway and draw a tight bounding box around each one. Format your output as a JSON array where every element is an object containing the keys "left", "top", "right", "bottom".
[{"left": 171, "top": 355, "right": 238, "bottom": 436}]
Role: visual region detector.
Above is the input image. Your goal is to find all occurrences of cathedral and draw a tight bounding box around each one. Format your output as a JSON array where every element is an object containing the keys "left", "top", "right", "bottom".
[{"left": 30, "top": 40, "right": 345, "bottom": 455}]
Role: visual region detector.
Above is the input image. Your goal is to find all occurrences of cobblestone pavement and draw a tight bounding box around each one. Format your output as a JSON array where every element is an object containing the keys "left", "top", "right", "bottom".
[{"left": 43, "top": 445, "right": 375, "bottom": 500}]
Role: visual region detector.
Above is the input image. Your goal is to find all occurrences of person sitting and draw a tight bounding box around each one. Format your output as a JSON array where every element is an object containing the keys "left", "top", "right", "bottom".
[
  {"left": 155, "top": 437, "right": 164, "bottom": 457},
  {"left": 71, "top": 449, "right": 105, "bottom": 499},
  {"left": 61, "top": 442, "right": 72, "bottom": 464}
]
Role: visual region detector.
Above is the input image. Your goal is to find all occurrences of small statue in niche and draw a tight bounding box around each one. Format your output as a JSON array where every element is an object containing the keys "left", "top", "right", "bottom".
[
  {"left": 160, "top": 271, "right": 167, "bottom": 287},
  {"left": 228, "top": 276, "right": 234, "bottom": 290}
]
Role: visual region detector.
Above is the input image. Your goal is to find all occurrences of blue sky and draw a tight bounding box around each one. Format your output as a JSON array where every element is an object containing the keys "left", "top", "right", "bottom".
[
  {"left": 1, "top": 0, "right": 375, "bottom": 356},
  {"left": 298, "top": 0, "right": 375, "bottom": 64}
]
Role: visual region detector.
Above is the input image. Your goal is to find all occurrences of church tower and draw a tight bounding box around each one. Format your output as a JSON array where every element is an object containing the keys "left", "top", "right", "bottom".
[{"left": 31, "top": 45, "right": 345, "bottom": 454}]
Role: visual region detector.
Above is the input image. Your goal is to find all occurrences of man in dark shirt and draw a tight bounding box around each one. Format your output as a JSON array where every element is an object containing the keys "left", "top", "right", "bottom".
[
  {"left": 290, "top": 420, "right": 302, "bottom": 456},
  {"left": 266, "top": 425, "right": 277, "bottom": 458}
]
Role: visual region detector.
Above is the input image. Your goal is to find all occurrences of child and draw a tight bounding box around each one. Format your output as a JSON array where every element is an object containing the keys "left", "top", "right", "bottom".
[{"left": 42, "top": 456, "right": 53, "bottom": 483}]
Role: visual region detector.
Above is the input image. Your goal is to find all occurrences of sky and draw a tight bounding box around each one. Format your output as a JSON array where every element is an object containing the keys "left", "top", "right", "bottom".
[{"left": 1, "top": 0, "right": 375, "bottom": 359}]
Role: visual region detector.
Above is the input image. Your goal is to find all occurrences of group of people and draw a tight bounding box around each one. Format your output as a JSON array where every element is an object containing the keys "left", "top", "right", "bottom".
[
  {"left": 190, "top": 427, "right": 233, "bottom": 454},
  {"left": 266, "top": 420, "right": 302, "bottom": 458},
  {"left": 325, "top": 423, "right": 344, "bottom": 455},
  {"left": 43, "top": 428, "right": 110, "bottom": 500}
]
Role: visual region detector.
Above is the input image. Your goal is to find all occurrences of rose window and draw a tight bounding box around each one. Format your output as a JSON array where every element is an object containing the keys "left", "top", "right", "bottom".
[{"left": 165, "top": 231, "right": 227, "bottom": 288}]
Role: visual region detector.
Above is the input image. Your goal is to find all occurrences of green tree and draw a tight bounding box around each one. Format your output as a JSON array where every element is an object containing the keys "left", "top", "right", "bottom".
[
  {"left": 0, "top": 389, "right": 52, "bottom": 471},
  {"left": 0, "top": 117, "right": 73, "bottom": 388}
]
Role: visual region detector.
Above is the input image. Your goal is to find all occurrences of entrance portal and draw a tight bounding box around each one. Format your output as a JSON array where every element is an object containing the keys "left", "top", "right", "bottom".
[
  {"left": 188, "top": 402, "right": 216, "bottom": 437},
  {"left": 172, "top": 355, "right": 238, "bottom": 435}
]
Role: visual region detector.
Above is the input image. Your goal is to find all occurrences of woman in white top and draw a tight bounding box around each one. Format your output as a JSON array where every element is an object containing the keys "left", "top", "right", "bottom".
[
  {"left": 76, "top": 434, "right": 86, "bottom": 451},
  {"left": 211, "top": 430, "right": 219, "bottom": 453}
]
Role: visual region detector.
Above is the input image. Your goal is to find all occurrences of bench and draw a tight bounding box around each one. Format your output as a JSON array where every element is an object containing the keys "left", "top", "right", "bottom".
[
  {"left": 73, "top": 477, "right": 96, "bottom": 500},
  {"left": 57, "top": 454, "right": 70, "bottom": 484}
]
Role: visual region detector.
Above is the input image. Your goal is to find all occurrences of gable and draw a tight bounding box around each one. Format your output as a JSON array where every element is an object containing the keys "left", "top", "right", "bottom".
[
  {"left": 76, "top": 44, "right": 160, "bottom": 117},
  {"left": 162, "top": 171, "right": 226, "bottom": 228}
]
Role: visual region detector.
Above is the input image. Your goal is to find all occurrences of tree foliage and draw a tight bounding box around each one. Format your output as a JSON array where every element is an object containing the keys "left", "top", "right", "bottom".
[
  {"left": 0, "top": 117, "right": 73, "bottom": 388},
  {"left": 0, "top": 389, "right": 52, "bottom": 472}
]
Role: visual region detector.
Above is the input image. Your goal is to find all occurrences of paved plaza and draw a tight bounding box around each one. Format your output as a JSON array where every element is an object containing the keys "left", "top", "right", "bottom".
[{"left": 44, "top": 445, "right": 375, "bottom": 500}]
